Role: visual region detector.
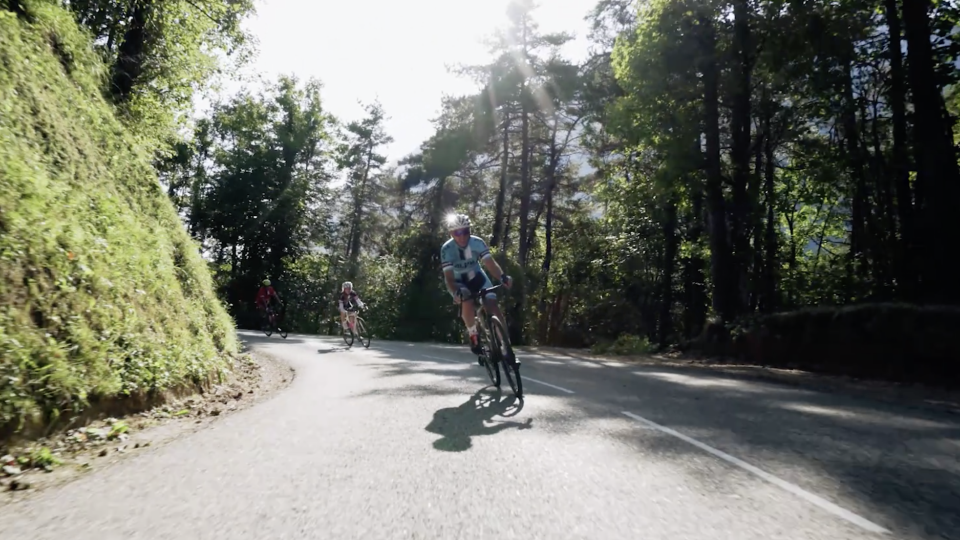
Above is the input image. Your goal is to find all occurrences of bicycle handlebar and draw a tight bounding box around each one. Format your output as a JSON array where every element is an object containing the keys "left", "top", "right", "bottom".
[{"left": 457, "top": 283, "right": 504, "bottom": 302}]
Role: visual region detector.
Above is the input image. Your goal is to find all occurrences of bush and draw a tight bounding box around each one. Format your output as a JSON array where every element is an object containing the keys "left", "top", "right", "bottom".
[
  {"left": 689, "top": 303, "right": 960, "bottom": 387},
  {"left": 591, "top": 334, "right": 655, "bottom": 356}
]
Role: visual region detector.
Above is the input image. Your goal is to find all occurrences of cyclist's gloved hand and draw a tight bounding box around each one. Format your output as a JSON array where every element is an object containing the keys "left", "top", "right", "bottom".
[
  {"left": 501, "top": 274, "right": 512, "bottom": 288},
  {"left": 356, "top": 301, "right": 365, "bottom": 309}
]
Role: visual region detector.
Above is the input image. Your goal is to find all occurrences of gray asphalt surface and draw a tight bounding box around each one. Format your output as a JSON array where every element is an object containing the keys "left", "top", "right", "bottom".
[{"left": 2, "top": 330, "right": 959, "bottom": 539}]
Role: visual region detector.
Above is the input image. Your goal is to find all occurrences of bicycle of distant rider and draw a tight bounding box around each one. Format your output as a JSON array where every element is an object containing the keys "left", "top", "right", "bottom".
[
  {"left": 261, "top": 302, "right": 288, "bottom": 339},
  {"left": 341, "top": 306, "right": 371, "bottom": 348},
  {"left": 458, "top": 284, "right": 523, "bottom": 398}
]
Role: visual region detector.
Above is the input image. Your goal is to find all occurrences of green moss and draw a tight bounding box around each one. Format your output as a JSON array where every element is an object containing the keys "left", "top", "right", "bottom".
[{"left": 0, "top": 3, "right": 237, "bottom": 436}]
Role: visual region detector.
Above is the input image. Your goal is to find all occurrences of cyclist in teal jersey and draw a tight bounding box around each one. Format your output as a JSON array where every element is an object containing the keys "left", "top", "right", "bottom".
[{"left": 440, "top": 213, "right": 512, "bottom": 359}]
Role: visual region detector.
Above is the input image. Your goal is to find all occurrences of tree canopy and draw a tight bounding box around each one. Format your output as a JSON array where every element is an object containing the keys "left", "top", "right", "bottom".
[{"left": 157, "top": 0, "right": 960, "bottom": 367}]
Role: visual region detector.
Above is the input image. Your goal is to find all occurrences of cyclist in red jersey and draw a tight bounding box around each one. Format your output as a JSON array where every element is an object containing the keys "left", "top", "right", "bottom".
[{"left": 256, "top": 279, "right": 282, "bottom": 323}]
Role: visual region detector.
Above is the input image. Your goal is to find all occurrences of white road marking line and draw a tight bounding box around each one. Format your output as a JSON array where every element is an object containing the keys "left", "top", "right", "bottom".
[
  {"left": 524, "top": 377, "right": 575, "bottom": 394},
  {"left": 621, "top": 411, "right": 890, "bottom": 534}
]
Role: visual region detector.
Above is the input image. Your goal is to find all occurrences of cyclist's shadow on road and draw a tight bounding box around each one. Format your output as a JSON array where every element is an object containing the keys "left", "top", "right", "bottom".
[{"left": 425, "top": 388, "right": 532, "bottom": 452}]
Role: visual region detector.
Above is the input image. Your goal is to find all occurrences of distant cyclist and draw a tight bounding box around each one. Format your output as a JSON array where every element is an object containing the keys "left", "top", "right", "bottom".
[
  {"left": 440, "top": 213, "right": 511, "bottom": 360},
  {"left": 338, "top": 281, "right": 365, "bottom": 332},
  {"left": 256, "top": 279, "right": 282, "bottom": 325}
]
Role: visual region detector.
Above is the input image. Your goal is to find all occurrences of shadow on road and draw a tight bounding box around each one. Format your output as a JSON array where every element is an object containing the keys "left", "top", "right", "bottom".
[
  {"left": 245, "top": 333, "right": 960, "bottom": 538},
  {"left": 354, "top": 340, "right": 960, "bottom": 538},
  {"left": 425, "top": 388, "right": 531, "bottom": 452}
]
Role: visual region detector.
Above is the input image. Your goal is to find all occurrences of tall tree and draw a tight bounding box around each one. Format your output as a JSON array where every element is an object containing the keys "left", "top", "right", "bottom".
[
  {"left": 64, "top": 0, "right": 256, "bottom": 142},
  {"left": 160, "top": 75, "right": 334, "bottom": 326},
  {"left": 902, "top": 0, "right": 960, "bottom": 303},
  {"left": 337, "top": 101, "right": 394, "bottom": 279}
]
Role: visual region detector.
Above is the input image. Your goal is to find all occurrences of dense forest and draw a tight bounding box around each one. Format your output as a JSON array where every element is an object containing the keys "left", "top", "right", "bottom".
[{"left": 149, "top": 0, "right": 960, "bottom": 380}]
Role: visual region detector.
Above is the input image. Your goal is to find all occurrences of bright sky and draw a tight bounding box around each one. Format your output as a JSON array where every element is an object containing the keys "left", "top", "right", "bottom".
[{"left": 216, "top": 0, "right": 599, "bottom": 163}]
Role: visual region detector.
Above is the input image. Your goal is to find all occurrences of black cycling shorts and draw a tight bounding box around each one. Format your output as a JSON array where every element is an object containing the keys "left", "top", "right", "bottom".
[{"left": 457, "top": 272, "right": 496, "bottom": 300}]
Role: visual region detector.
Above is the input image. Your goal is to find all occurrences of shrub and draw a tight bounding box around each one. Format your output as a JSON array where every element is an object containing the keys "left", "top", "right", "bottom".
[{"left": 689, "top": 303, "right": 960, "bottom": 387}]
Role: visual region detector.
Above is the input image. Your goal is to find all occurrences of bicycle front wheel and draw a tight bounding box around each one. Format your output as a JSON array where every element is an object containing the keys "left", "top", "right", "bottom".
[
  {"left": 262, "top": 318, "right": 273, "bottom": 337},
  {"left": 342, "top": 324, "right": 354, "bottom": 347},
  {"left": 490, "top": 315, "right": 522, "bottom": 398},
  {"left": 478, "top": 325, "right": 500, "bottom": 388},
  {"left": 356, "top": 317, "right": 371, "bottom": 348}
]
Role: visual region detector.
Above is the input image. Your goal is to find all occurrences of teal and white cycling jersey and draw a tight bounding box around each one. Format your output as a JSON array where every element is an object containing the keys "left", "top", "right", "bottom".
[{"left": 440, "top": 235, "right": 493, "bottom": 287}]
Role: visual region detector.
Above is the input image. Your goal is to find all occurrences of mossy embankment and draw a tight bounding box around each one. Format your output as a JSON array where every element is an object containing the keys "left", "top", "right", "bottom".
[{"left": 0, "top": 2, "right": 238, "bottom": 441}]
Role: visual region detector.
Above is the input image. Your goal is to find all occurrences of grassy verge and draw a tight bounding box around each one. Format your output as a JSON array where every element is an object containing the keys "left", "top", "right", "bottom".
[{"left": 0, "top": 2, "right": 237, "bottom": 441}]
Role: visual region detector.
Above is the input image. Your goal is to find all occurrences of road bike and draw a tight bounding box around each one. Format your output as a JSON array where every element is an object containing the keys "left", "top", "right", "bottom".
[
  {"left": 341, "top": 306, "right": 371, "bottom": 348},
  {"left": 261, "top": 303, "right": 288, "bottom": 339},
  {"left": 458, "top": 284, "right": 522, "bottom": 398}
]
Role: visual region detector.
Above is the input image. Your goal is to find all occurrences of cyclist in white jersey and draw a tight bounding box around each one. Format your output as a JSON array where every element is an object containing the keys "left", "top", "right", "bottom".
[{"left": 440, "top": 213, "right": 512, "bottom": 358}]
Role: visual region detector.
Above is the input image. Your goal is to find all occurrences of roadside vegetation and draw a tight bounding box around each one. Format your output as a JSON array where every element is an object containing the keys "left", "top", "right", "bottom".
[
  {"left": 4, "top": 0, "right": 959, "bottom": 452},
  {"left": 169, "top": 0, "right": 960, "bottom": 388},
  {"left": 0, "top": 0, "right": 254, "bottom": 442}
]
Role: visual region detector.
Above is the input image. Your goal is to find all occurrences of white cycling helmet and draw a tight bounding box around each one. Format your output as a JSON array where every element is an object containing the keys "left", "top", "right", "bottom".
[
  {"left": 445, "top": 213, "right": 470, "bottom": 231},
  {"left": 342, "top": 281, "right": 353, "bottom": 290}
]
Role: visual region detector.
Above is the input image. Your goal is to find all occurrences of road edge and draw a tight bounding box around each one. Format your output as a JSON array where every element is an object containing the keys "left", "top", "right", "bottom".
[{"left": 0, "top": 349, "right": 295, "bottom": 502}]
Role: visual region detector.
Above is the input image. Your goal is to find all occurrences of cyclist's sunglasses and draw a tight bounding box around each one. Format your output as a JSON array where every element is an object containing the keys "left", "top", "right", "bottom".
[{"left": 452, "top": 228, "right": 470, "bottom": 237}]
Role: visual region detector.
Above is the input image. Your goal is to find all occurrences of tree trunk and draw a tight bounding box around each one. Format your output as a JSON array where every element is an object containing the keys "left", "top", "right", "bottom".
[
  {"left": 518, "top": 94, "right": 532, "bottom": 268},
  {"left": 683, "top": 134, "right": 708, "bottom": 338},
  {"left": 730, "top": 0, "right": 753, "bottom": 313},
  {"left": 347, "top": 144, "right": 374, "bottom": 278},
  {"left": 840, "top": 54, "right": 871, "bottom": 293},
  {"left": 699, "top": 15, "right": 739, "bottom": 322},
  {"left": 537, "top": 184, "right": 555, "bottom": 343},
  {"left": 902, "top": 0, "right": 960, "bottom": 303},
  {"left": 491, "top": 113, "right": 510, "bottom": 248},
  {"left": 110, "top": 1, "right": 150, "bottom": 104},
  {"left": 762, "top": 109, "right": 778, "bottom": 313},
  {"left": 750, "top": 113, "right": 765, "bottom": 312},
  {"left": 502, "top": 191, "right": 515, "bottom": 252},
  {"left": 658, "top": 196, "right": 678, "bottom": 347},
  {"left": 867, "top": 96, "right": 897, "bottom": 298}
]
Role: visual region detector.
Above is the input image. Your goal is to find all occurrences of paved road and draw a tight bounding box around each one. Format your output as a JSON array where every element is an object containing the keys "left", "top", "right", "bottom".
[{"left": 2, "top": 331, "right": 959, "bottom": 539}]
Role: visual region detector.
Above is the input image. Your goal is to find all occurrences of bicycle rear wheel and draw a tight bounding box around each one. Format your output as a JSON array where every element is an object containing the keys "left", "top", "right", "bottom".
[
  {"left": 356, "top": 317, "right": 371, "bottom": 348},
  {"left": 490, "top": 315, "right": 522, "bottom": 398}
]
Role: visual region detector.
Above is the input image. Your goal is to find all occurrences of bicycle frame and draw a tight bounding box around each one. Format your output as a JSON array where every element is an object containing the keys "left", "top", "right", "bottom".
[
  {"left": 458, "top": 284, "right": 504, "bottom": 343},
  {"left": 263, "top": 304, "right": 279, "bottom": 324},
  {"left": 343, "top": 307, "right": 360, "bottom": 331}
]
